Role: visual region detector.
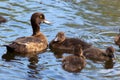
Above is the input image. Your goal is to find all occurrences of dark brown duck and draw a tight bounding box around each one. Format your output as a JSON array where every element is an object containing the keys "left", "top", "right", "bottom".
[
  {"left": 49, "top": 32, "right": 92, "bottom": 53},
  {"left": 83, "top": 46, "right": 115, "bottom": 61},
  {"left": 114, "top": 29, "right": 120, "bottom": 48},
  {"left": 5, "top": 12, "right": 51, "bottom": 54},
  {"left": 62, "top": 45, "right": 86, "bottom": 72}
]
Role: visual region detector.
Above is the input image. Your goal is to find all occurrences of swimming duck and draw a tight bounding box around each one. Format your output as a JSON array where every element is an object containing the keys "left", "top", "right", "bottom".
[
  {"left": 49, "top": 32, "right": 92, "bottom": 53},
  {"left": 83, "top": 46, "right": 115, "bottom": 61},
  {"left": 5, "top": 12, "right": 51, "bottom": 54},
  {"left": 62, "top": 45, "right": 86, "bottom": 72},
  {"left": 114, "top": 29, "right": 120, "bottom": 48},
  {"left": 0, "top": 16, "right": 7, "bottom": 23}
]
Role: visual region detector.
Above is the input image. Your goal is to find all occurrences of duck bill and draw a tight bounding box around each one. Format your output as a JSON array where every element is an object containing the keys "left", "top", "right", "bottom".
[
  {"left": 43, "top": 19, "right": 51, "bottom": 24},
  {"left": 112, "top": 57, "right": 115, "bottom": 60},
  {"left": 112, "top": 54, "right": 116, "bottom": 60},
  {"left": 54, "top": 37, "right": 58, "bottom": 42}
]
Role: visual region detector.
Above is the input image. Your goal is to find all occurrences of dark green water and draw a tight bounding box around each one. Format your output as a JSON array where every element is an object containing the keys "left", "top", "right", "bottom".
[{"left": 0, "top": 0, "right": 120, "bottom": 80}]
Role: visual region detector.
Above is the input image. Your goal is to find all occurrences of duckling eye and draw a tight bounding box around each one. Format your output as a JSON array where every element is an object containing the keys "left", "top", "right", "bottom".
[{"left": 39, "top": 15, "right": 43, "bottom": 19}]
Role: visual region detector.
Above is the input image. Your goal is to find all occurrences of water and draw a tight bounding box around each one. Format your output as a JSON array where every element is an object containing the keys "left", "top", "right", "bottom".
[{"left": 0, "top": 0, "right": 120, "bottom": 80}]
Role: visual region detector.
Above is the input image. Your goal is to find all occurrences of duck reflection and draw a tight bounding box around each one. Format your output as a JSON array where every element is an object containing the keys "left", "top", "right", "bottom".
[
  {"left": 27, "top": 55, "right": 39, "bottom": 79},
  {"left": 2, "top": 51, "right": 39, "bottom": 61},
  {"left": 51, "top": 49, "right": 73, "bottom": 58},
  {"left": 2, "top": 51, "right": 16, "bottom": 61},
  {"left": 28, "top": 55, "right": 39, "bottom": 69},
  {"left": 2, "top": 51, "right": 44, "bottom": 79},
  {"left": 104, "top": 59, "right": 115, "bottom": 69},
  {"left": 2, "top": 49, "right": 46, "bottom": 61},
  {"left": 51, "top": 48, "right": 115, "bottom": 69},
  {"left": 27, "top": 54, "right": 45, "bottom": 80}
]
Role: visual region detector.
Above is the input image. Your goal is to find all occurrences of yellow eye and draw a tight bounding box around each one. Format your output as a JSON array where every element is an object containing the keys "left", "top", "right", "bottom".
[{"left": 39, "top": 15, "right": 42, "bottom": 19}]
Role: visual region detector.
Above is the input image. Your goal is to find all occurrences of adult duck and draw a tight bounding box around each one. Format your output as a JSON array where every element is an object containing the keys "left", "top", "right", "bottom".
[
  {"left": 62, "top": 45, "right": 86, "bottom": 72},
  {"left": 83, "top": 46, "right": 115, "bottom": 61},
  {"left": 49, "top": 32, "right": 92, "bottom": 53},
  {"left": 5, "top": 12, "right": 51, "bottom": 54},
  {"left": 114, "top": 29, "right": 120, "bottom": 48}
]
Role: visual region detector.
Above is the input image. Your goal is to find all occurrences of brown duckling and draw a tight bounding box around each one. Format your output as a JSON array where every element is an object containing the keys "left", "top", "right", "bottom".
[
  {"left": 83, "top": 46, "right": 115, "bottom": 61},
  {"left": 0, "top": 16, "right": 7, "bottom": 23},
  {"left": 4, "top": 12, "right": 51, "bottom": 54},
  {"left": 49, "top": 32, "right": 92, "bottom": 53},
  {"left": 62, "top": 45, "right": 86, "bottom": 72},
  {"left": 114, "top": 29, "right": 120, "bottom": 48}
]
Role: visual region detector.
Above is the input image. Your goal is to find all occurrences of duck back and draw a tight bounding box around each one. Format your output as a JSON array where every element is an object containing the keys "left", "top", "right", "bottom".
[
  {"left": 62, "top": 55, "right": 86, "bottom": 72},
  {"left": 6, "top": 33, "right": 48, "bottom": 54},
  {"left": 49, "top": 37, "right": 92, "bottom": 52},
  {"left": 83, "top": 47, "right": 115, "bottom": 61}
]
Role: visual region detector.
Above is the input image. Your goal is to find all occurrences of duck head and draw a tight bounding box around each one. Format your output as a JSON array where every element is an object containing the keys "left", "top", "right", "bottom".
[
  {"left": 54, "top": 32, "right": 66, "bottom": 43},
  {"left": 31, "top": 12, "right": 51, "bottom": 35},
  {"left": 31, "top": 12, "right": 51, "bottom": 24},
  {"left": 106, "top": 46, "right": 115, "bottom": 60}
]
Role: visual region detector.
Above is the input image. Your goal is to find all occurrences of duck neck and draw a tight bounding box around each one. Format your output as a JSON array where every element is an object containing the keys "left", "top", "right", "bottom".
[{"left": 31, "top": 22, "right": 40, "bottom": 36}]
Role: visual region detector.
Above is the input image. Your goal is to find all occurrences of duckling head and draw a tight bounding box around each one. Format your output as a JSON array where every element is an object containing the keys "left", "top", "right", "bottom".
[
  {"left": 54, "top": 32, "right": 66, "bottom": 43},
  {"left": 106, "top": 46, "right": 115, "bottom": 60}
]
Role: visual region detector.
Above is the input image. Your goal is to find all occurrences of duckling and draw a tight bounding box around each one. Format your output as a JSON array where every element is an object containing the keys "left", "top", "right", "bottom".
[
  {"left": 4, "top": 12, "right": 51, "bottom": 54},
  {"left": 0, "top": 16, "right": 7, "bottom": 23},
  {"left": 49, "top": 32, "right": 92, "bottom": 53},
  {"left": 83, "top": 46, "right": 115, "bottom": 61},
  {"left": 114, "top": 29, "right": 120, "bottom": 48},
  {"left": 62, "top": 45, "right": 86, "bottom": 72}
]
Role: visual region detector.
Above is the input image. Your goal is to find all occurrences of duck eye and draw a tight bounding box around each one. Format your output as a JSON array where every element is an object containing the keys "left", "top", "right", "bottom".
[{"left": 39, "top": 15, "right": 43, "bottom": 19}]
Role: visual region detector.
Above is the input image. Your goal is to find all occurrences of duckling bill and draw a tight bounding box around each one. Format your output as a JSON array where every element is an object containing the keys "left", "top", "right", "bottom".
[{"left": 5, "top": 12, "right": 51, "bottom": 54}]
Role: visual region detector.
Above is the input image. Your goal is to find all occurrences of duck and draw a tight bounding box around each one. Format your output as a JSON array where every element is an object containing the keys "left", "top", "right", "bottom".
[
  {"left": 114, "top": 29, "right": 120, "bottom": 48},
  {"left": 83, "top": 46, "right": 115, "bottom": 61},
  {"left": 4, "top": 12, "right": 51, "bottom": 54},
  {"left": 49, "top": 32, "right": 92, "bottom": 53},
  {"left": 0, "top": 16, "right": 7, "bottom": 23},
  {"left": 62, "top": 45, "right": 86, "bottom": 72}
]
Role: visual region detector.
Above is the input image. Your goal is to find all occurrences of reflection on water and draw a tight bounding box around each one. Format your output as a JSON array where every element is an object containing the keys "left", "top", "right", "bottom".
[
  {"left": 0, "top": 0, "right": 120, "bottom": 80},
  {"left": 104, "top": 59, "right": 115, "bottom": 69}
]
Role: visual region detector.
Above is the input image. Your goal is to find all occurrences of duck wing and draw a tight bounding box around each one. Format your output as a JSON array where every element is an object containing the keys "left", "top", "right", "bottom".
[{"left": 5, "top": 36, "right": 47, "bottom": 53}]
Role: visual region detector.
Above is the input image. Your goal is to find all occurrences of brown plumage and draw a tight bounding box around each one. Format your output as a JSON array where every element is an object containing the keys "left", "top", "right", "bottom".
[
  {"left": 5, "top": 12, "right": 51, "bottom": 54},
  {"left": 0, "top": 16, "right": 7, "bottom": 23},
  {"left": 114, "top": 29, "right": 120, "bottom": 48},
  {"left": 83, "top": 46, "right": 115, "bottom": 61},
  {"left": 62, "top": 45, "right": 86, "bottom": 72},
  {"left": 49, "top": 32, "right": 92, "bottom": 53}
]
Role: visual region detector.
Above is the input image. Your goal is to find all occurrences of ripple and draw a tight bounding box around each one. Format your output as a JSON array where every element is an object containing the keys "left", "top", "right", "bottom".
[{"left": 0, "top": 0, "right": 120, "bottom": 80}]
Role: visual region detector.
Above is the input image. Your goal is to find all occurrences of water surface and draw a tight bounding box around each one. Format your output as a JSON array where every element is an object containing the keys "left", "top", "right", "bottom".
[{"left": 0, "top": 0, "right": 120, "bottom": 80}]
